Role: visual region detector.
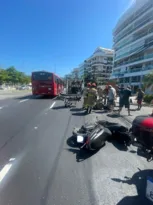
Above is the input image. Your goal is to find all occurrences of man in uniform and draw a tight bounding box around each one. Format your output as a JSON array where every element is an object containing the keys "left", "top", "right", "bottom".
[
  {"left": 86, "top": 83, "right": 98, "bottom": 112},
  {"left": 83, "top": 82, "right": 91, "bottom": 109}
]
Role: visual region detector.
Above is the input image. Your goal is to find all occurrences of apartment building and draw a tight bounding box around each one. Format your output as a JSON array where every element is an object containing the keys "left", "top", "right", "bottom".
[
  {"left": 111, "top": 0, "right": 153, "bottom": 91},
  {"left": 79, "top": 47, "right": 114, "bottom": 85}
]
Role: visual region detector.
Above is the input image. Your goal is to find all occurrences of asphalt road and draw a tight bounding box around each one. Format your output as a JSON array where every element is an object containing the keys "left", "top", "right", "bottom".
[{"left": 0, "top": 94, "right": 152, "bottom": 205}]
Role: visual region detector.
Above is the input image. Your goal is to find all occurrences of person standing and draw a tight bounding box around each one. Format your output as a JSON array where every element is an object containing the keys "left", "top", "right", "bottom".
[
  {"left": 103, "top": 86, "right": 108, "bottom": 105},
  {"left": 107, "top": 85, "right": 116, "bottom": 112},
  {"left": 137, "top": 88, "right": 144, "bottom": 110},
  {"left": 118, "top": 85, "right": 132, "bottom": 116},
  {"left": 83, "top": 82, "right": 91, "bottom": 109},
  {"left": 86, "top": 83, "right": 98, "bottom": 113},
  {"left": 118, "top": 84, "right": 124, "bottom": 108}
]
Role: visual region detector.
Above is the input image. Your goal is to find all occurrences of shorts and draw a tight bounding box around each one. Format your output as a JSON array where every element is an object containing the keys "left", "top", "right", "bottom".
[
  {"left": 119, "top": 100, "right": 130, "bottom": 109},
  {"left": 108, "top": 99, "right": 114, "bottom": 106},
  {"left": 137, "top": 99, "right": 142, "bottom": 105}
]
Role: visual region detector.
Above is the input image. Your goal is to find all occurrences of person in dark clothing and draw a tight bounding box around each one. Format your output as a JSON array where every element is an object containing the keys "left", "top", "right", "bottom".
[
  {"left": 136, "top": 88, "right": 144, "bottom": 110},
  {"left": 118, "top": 85, "right": 131, "bottom": 116},
  {"left": 118, "top": 84, "right": 124, "bottom": 106}
]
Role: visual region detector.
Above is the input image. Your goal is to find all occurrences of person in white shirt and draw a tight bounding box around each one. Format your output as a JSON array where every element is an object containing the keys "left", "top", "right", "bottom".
[{"left": 107, "top": 85, "right": 116, "bottom": 112}]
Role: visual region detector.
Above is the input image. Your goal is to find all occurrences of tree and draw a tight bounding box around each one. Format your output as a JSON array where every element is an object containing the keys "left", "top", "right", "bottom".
[
  {"left": 0, "top": 66, "right": 31, "bottom": 85},
  {"left": 0, "top": 69, "right": 8, "bottom": 85},
  {"left": 143, "top": 71, "right": 153, "bottom": 88},
  {"left": 84, "top": 71, "right": 91, "bottom": 85}
]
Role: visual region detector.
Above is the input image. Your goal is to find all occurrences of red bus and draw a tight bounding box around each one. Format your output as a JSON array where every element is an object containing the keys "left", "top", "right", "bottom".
[{"left": 31, "top": 71, "right": 64, "bottom": 96}]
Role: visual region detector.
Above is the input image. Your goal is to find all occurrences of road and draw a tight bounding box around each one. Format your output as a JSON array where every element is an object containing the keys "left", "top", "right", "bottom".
[{"left": 0, "top": 94, "right": 152, "bottom": 205}]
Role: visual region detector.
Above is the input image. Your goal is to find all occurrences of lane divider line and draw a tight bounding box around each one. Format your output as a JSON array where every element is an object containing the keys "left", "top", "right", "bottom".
[
  {"left": 49, "top": 102, "right": 56, "bottom": 109},
  {"left": 19, "top": 99, "right": 29, "bottom": 103},
  {"left": 0, "top": 164, "right": 12, "bottom": 183}
]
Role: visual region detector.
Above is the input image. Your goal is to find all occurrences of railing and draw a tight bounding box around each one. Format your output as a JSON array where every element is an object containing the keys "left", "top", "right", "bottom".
[
  {"left": 112, "top": 65, "right": 153, "bottom": 77},
  {"left": 91, "top": 61, "right": 106, "bottom": 65},
  {"left": 116, "top": 29, "right": 153, "bottom": 53},
  {"left": 115, "top": 52, "right": 153, "bottom": 67},
  {"left": 115, "top": 15, "right": 153, "bottom": 43}
]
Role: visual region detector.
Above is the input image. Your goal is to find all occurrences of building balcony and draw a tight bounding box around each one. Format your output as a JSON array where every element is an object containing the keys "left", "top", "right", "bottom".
[
  {"left": 115, "top": 28, "right": 153, "bottom": 54},
  {"left": 115, "top": 15, "right": 153, "bottom": 43},
  {"left": 112, "top": 65, "right": 153, "bottom": 78},
  {"left": 114, "top": 53, "right": 153, "bottom": 69},
  {"left": 114, "top": 1, "right": 153, "bottom": 36},
  {"left": 114, "top": 18, "right": 153, "bottom": 49},
  {"left": 91, "top": 61, "right": 113, "bottom": 66},
  {"left": 114, "top": 6, "right": 153, "bottom": 42}
]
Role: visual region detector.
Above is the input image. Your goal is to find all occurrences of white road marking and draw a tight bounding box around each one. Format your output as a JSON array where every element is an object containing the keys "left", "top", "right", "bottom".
[
  {"left": 19, "top": 99, "right": 29, "bottom": 103},
  {"left": 34, "top": 127, "right": 38, "bottom": 129},
  {"left": 49, "top": 102, "right": 56, "bottom": 109},
  {"left": 0, "top": 107, "right": 3, "bottom": 110},
  {"left": 0, "top": 164, "right": 12, "bottom": 182},
  {"left": 9, "top": 158, "right": 16, "bottom": 162}
]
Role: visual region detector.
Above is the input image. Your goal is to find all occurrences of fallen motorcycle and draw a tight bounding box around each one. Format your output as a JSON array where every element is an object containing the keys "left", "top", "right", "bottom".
[
  {"left": 73, "top": 115, "right": 153, "bottom": 161},
  {"left": 74, "top": 124, "right": 112, "bottom": 151},
  {"left": 73, "top": 120, "right": 129, "bottom": 150}
]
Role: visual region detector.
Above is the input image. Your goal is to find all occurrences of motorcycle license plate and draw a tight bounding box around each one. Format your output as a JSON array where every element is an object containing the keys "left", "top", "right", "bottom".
[{"left": 77, "top": 135, "right": 84, "bottom": 143}]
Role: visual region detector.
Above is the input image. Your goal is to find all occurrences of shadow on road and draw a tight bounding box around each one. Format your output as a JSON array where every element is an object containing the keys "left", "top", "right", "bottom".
[
  {"left": 107, "top": 113, "right": 120, "bottom": 118},
  {"left": 52, "top": 105, "right": 68, "bottom": 110},
  {"left": 93, "top": 110, "right": 108, "bottom": 114},
  {"left": 66, "top": 148, "right": 99, "bottom": 162},
  {"left": 66, "top": 136, "right": 100, "bottom": 162},
  {"left": 110, "top": 140, "right": 128, "bottom": 151},
  {"left": 70, "top": 108, "right": 83, "bottom": 112},
  {"left": 112, "top": 169, "right": 153, "bottom": 205},
  {"left": 72, "top": 112, "right": 87, "bottom": 116}
]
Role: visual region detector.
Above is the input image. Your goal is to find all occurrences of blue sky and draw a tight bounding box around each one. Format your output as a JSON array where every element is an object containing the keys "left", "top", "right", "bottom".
[{"left": 0, "top": 0, "right": 132, "bottom": 76}]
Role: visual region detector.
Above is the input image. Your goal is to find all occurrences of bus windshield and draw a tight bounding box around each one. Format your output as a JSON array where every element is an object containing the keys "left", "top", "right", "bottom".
[{"left": 32, "top": 72, "right": 52, "bottom": 81}]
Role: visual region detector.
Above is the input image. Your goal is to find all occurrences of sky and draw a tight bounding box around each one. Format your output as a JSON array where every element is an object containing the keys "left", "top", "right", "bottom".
[{"left": 0, "top": 0, "right": 133, "bottom": 76}]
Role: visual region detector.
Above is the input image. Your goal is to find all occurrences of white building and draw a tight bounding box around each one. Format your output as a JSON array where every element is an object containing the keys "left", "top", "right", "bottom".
[
  {"left": 111, "top": 0, "right": 153, "bottom": 92},
  {"left": 71, "top": 68, "right": 80, "bottom": 79},
  {"left": 79, "top": 47, "right": 114, "bottom": 85}
]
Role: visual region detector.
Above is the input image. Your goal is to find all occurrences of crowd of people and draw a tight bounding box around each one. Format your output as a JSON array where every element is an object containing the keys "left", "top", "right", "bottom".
[{"left": 83, "top": 82, "right": 145, "bottom": 116}]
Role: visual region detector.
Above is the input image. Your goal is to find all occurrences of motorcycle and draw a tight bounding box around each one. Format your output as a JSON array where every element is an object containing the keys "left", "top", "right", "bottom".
[
  {"left": 129, "top": 115, "right": 153, "bottom": 161},
  {"left": 73, "top": 120, "right": 129, "bottom": 151},
  {"left": 73, "top": 115, "right": 153, "bottom": 161},
  {"left": 74, "top": 124, "right": 112, "bottom": 150}
]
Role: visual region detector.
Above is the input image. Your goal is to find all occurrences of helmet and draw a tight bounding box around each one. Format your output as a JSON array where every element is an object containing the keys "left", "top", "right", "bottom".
[
  {"left": 87, "top": 82, "right": 91, "bottom": 87},
  {"left": 92, "top": 83, "right": 96, "bottom": 87}
]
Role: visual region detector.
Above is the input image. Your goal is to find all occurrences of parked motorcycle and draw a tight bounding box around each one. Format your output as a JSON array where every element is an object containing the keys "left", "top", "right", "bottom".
[{"left": 129, "top": 115, "right": 153, "bottom": 161}]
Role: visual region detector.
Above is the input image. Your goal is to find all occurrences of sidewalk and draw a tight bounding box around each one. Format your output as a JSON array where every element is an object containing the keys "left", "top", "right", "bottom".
[
  {"left": 85, "top": 104, "right": 153, "bottom": 126},
  {"left": 116, "top": 96, "right": 153, "bottom": 107}
]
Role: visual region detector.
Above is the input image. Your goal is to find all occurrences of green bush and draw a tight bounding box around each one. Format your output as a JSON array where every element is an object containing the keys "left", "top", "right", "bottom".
[{"left": 144, "top": 94, "right": 153, "bottom": 103}]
